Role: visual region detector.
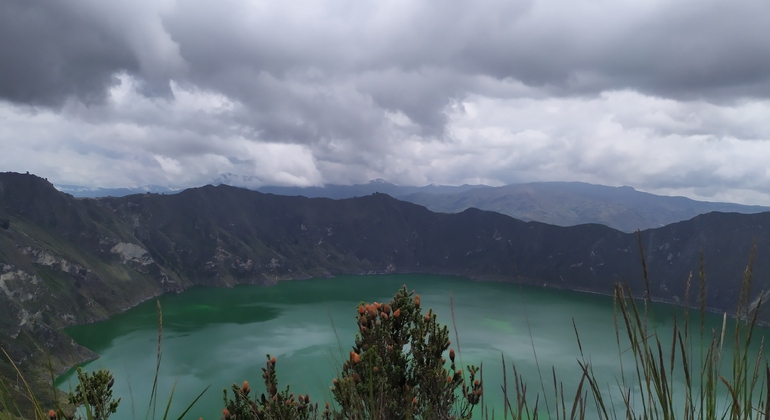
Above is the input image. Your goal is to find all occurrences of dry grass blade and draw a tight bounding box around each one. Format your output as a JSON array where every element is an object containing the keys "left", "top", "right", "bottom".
[
  {"left": 569, "top": 370, "right": 587, "bottom": 420},
  {"left": 1, "top": 348, "right": 44, "bottom": 420},
  {"left": 512, "top": 363, "right": 523, "bottom": 419},
  {"left": 721, "top": 375, "right": 740, "bottom": 417},
  {"left": 572, "top": 319, "right": 584, "bottom": 359},
  {"left": 577, "top": 360, "right": 608, "bottom": 419},
  {"left": 765, "top": 366, "right": 770, "bottom": 420},
  {"left": 501, "top": 354, "right": 508, "bottom": 420},
  {"left": 147, "top": 299, "right": 163, "bottom": 420}
]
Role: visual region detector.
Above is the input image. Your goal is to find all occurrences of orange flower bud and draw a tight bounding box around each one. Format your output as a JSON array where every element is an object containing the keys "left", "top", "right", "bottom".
[
  {"left": 449, "top": 348, "right": 455, "bottom": 362},
  {"left": 412, "top": 397, "right": 418, "bottom": 404},
  {"left": 351, "top": 352, "right": 361, "bottom": 364},
  {"left": 358, "top": 305, "right": 365, "bottom": 315},
  {"left": 367, "top": 305, "right": 378, "bottom": 318},
  {"left": 222, "top": 408, "right": 231, "bottom": 419},
  {"left": 381, "top": 311, "right": 388, "bottom": 319},
  {"left": 373, "top": 302, "right": 381, "bottom": 310},
  {"left": 447, "top": 375, "right": 453, "bottom": 383},
  {"left": 414, "top": 295, "right": 421, "bottom": 308},
  {"left": 242, "top": 380, "right": 250, "bottom": 394},
  {"left": 48, "top": 410, "right": 57, "bottom": 420},
  {"left": 270, "top": 356, "right": 277, "bottom": 365},
  {"left": 393, "top": 308, "right": 401, "bottom": 317},
  {"left": 373, "top": 366, "right": 379, "bottom": 373}
]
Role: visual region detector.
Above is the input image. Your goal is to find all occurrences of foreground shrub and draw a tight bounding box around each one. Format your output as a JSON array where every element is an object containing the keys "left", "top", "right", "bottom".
[
  {"left": 26, "top": 368, "right": 121, "bottom": 420},
  {"left": 62, "top": 368, "right": 120, "bottom": 420},
  {"left": 330, "top": 284, "right": 482, "bottom": 419},
  {"left": 222, "top": 284, "right": 482, "bottom": 420},
  {"left": 223, "top": 355, "right": 321, "bottom": 420}
]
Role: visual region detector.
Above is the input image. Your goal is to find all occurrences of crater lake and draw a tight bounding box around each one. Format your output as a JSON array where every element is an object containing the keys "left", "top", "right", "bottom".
[{"left": 58, "top": 274, "right": 767, "bottom": 419}]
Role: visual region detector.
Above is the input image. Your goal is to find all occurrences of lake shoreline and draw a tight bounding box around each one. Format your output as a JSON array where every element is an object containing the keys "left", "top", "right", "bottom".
[
  {"left": 58, "top": 273, "right": 768, "bottom": 420},
  {"left": 57, "top": 267, "right": 755, "bottom": 379}
]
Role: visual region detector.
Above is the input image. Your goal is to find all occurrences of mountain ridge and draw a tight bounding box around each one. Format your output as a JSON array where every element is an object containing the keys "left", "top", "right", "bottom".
[
  {"left": 2, "top": 172, "right": 770, "bottom": 415},
  {"left": 56, "top": 179, "right": 770, "bottom": 232},
  {"left": 401, "top": 181, "right": 770, "bottom": 232}
]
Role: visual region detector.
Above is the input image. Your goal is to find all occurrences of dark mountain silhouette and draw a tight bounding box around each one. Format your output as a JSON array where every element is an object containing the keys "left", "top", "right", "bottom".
[
  {"left": 58, "top": 179, "right": 770, "bottom": 232},
  {"left": 259, "top": 181, "right": 770, "bottom": 231},
  {"left": 2, "top": 172, "right": 769, "bottom": 413}
]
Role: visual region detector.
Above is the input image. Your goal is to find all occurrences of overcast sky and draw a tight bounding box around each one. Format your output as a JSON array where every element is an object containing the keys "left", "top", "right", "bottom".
[{"left": 1, "top": 0, "right": 770, "bottom": 204}]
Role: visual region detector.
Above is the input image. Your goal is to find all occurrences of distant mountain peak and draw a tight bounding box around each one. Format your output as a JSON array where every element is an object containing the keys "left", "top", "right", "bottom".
[{"left": 55, "top": 183, "right": 181, "bottom": 198}]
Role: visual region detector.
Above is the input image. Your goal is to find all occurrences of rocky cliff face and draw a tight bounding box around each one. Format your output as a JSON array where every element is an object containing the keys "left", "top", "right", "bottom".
[{"left": 2, "top": 172, "right": 770, "bottom": 414}]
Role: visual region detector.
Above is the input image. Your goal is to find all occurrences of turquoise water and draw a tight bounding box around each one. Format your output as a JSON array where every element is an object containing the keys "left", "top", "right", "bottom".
[{"left": 58, "top": 274, "right": 767, "bottom": 419}]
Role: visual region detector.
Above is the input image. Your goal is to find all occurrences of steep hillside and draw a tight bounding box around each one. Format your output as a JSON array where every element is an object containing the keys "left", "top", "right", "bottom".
[{"left": 2, "top": 172, "right": 770, "bottom": 415}]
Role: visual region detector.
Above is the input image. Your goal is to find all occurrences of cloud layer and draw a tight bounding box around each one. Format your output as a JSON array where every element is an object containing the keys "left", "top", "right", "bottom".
[{"left": 1, "top": 0, "right": 769, "bottom": 203}]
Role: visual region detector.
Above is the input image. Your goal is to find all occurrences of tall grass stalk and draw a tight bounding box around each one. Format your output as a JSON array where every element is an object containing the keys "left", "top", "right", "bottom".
[
  {"left": 146, "top": 300, "right": 163, "bottom": 420},
  {"left": 1, "top": 347, "right": 46, "bottom": 420},
  {"left": 499, "top": 243, "right": 769, "bottom": 420}
]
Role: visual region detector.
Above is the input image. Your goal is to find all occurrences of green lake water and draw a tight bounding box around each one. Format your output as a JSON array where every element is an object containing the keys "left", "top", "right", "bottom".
[{"left": 58, "top": 274, "right": 768, "bottom": 419}]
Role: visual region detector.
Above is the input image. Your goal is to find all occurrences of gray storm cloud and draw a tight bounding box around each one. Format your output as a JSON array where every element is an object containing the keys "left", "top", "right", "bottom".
[
  {"left": 1, "top": 0, "right": 769, "bottom": 203},
  {"left": 4, "top": 0, "right": 768, "bottom": 107}
]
